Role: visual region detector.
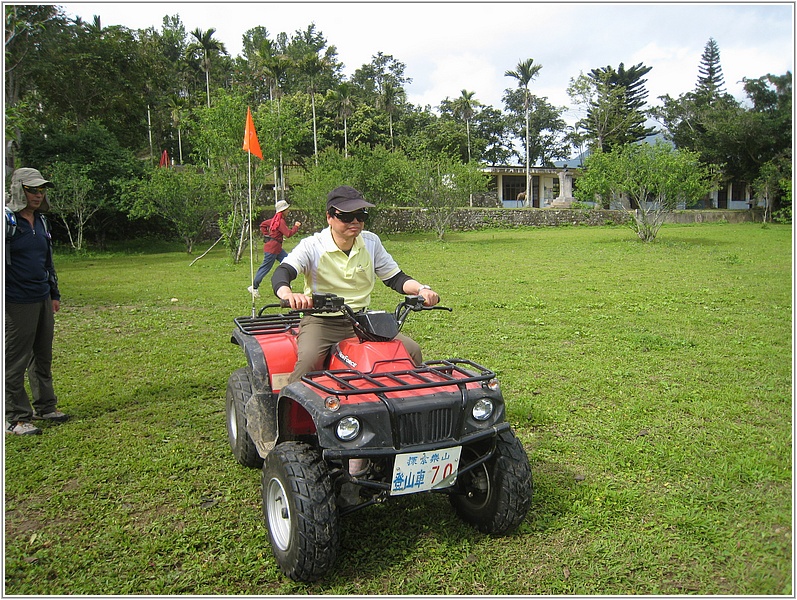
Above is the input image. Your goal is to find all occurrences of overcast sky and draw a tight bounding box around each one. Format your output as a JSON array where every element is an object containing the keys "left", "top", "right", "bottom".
[{"left": 60, "top": 2, "right": 794, "bottom": 126}]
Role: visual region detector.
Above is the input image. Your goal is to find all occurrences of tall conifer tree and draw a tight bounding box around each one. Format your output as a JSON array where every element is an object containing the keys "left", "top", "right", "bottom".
[{"left": 695, "top": 37, "right": 726, "bottom": 104}]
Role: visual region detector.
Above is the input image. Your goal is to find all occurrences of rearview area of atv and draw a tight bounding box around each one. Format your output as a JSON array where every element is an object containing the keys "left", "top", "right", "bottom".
[{"left": 227, "top": 293, "right": 533, "bottom": 581}]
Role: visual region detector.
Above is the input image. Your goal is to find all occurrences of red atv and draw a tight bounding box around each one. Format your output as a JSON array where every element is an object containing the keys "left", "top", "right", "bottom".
[{"left": 227, "top": 293, "right": 532, "bottom": 581}]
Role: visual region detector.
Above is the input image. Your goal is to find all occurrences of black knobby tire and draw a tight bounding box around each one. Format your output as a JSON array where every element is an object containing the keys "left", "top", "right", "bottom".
[
  {"left": 450, "top": 429, "right": 533, "bottom": 535},
  {"left": 226, "top": 367, "right": 263, "bottom": 468},
  {"left": 262, "top": 441, "right": 339, "bottom": 582}
]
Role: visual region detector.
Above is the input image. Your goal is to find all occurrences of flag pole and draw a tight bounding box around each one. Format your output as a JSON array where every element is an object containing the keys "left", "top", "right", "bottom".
[
  {"left": 243, "top": 106, "right": 263, "bottom": 318},
  {"left": 248, "top": 149, "right": 255, "bottom": 317}
]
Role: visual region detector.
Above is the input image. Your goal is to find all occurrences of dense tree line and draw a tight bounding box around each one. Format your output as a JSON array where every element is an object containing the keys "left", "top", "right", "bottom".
[
  {"left": 5, "top": 6, "right": 791, "bottom": 250},
  {"left": 571, "top": 37, "right": 791, "bottom": 226}
]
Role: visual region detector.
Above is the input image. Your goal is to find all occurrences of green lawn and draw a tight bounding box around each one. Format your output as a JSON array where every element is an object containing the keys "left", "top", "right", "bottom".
[{"left": 4, "top": 222, "right": 792, "bottom": 594}]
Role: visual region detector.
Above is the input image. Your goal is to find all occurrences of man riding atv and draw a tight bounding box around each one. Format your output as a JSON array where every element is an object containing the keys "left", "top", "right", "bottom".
[
  {"left": 272, "top": 185, "right": 440, "bottom": 479},
  {"left": 272, "top": 186, "right": 439, "bottom": 382},
  {"left": 227, "top": 185, "right": 532, "bottom": 581}
]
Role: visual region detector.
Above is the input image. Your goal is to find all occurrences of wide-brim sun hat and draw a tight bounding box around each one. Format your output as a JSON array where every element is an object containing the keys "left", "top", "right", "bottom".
[
  {"left": 275, "top": 200, "right": 290, "bottom": 213},
  {"left": 326, "top": 185, "right": 375, "bottom": 213},
  {"left": 7, "top": 168, "right": 53, "bottom": 212}
]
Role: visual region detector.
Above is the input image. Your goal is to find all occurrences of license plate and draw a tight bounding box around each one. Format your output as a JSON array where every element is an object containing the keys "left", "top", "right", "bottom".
[{"left": 390, "top": 446, "right": 462, "bottom": 496}]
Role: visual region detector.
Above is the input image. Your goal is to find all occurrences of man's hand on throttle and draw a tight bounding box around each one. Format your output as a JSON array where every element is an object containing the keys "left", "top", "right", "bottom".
[
  {"left": 419, "top": 287, "right": 439, "bottom": 307},
  {"left": 277, "top": 286, "right": 312, "bottom": 310}
]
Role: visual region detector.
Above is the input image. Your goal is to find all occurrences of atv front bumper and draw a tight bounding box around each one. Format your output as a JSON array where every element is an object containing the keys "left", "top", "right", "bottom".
[{"left": 278, "top": 359, "right": 509, "bottom": 459}]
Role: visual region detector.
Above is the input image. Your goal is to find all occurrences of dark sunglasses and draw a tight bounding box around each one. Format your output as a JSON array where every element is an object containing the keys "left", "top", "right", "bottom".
[
  {"left": 23, "top": 185, "right": 47, "bottom": 195},
  {"left": 331, "top": 209, "right": 369, "bottom": 223}
]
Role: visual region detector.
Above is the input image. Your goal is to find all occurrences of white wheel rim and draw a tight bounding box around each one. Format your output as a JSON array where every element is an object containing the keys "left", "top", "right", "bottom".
[
  {"left": 266, "top": 477, "right": 291, "bottom": 551},
  {"left": 228, "top": 401, "right": 239, "bottom": 441}
]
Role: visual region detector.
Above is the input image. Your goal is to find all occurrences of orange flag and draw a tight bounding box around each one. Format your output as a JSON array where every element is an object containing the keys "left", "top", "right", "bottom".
[{"left": 242, "top": 106, "right": 263, "bottom": 159}]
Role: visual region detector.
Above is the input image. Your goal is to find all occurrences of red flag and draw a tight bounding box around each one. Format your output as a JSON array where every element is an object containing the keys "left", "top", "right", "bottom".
[
  {"left": 243, "top": 106, "right": 263, "bottom": 159},
  {"left": 159, "top": 149, "right": 169, "bottom": 167}
]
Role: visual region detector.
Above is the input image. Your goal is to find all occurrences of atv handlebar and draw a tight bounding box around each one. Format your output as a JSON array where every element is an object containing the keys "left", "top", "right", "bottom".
[
  {"left": 258, "top": 293, "right": 451, "bottom": 341},
  {"left": 259, "top": 293, "right": 343, "bottom": 316},
  {"left": 393, "top": 295, "right": 451, "bottom": 329},
  {"left": 275, "top": 293, "right": 346, "bottom": 313},
  {"left": 263, "top": 292, "right": 447, "bottom": 315}
]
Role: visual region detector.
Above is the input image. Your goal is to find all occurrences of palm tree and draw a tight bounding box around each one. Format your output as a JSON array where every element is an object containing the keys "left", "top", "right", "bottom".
[
  {"left": 167, "top": 96, "right": 187, "bottom": 163},
  {"left": 188, "top": 27, "right": 226, "bottom": 109},
  {"left": 453, "top": 89, "right": 479, "bottom": 162},
  {"left": 254, "top": 38, "right": 277, "bottom": 102},
  {"left": 264, "top": 54, "right": 292, "bottom": 200},
  {"left": 505, "top": 58, "right": 542, "bottom": 206},
  {"left": 85, "top": 15, "right": 103, "bottom": 36},
  {"left": 255, "top": 39, "right": 280, "bottom": 200},
  {"left": 328, "top": 82, "right": 354, "bottom": 158},
  {"left": 300, "top": 52, "right": 328, "bottom": 166},
  {"left": 378, "top": 83, "right": 403, "bottom": 149}
]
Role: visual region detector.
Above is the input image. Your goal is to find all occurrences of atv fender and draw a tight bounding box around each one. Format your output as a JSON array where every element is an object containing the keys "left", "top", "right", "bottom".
[
  {"left": 246, "top": 391, "right": 279, "bottom": 457},
  {"left": 275, "top": 382, "right": 349, "bottom": 449},
  {"left": 231, "top": 329, "right": 271, "bottom": 393},
  {"left": 231, "top": 329, "right": 278, "bottom": 457}
]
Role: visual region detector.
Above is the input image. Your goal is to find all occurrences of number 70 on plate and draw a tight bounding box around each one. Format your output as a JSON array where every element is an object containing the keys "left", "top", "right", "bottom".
[{"left": 390, "top": 446, "right": 463, "bottom": 496}]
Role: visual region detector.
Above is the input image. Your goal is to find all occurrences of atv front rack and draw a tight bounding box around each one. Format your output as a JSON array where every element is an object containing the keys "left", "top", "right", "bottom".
[
  {"left": 234, "top": 313, "right": 301, "bottom": 336},
  {"left": 301, "top": 359, "right": 495, "bottom": 396}
]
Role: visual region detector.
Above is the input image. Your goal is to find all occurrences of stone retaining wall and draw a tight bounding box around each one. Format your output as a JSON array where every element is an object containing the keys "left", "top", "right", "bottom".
[{"left": 290, "top": 207, "right": 760, "bottom": 235}]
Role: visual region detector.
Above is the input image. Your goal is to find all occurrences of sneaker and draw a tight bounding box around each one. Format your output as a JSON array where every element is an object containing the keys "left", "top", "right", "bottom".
[
  {"left": 247, "top": 285, "right": 260, "bottom": 298},
  {"left": 32, "top": 410, "right": 69, "bottom": 423},
  {"left": 7, "top": 421, "right": 42, "bottom": 435}
]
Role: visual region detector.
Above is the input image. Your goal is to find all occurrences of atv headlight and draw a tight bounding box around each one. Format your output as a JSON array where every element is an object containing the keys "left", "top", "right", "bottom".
[
  {"left": 472, "top": 398, "right": 494, "bottom": 421},
  {"left": 336, "top": 416, "right": 361, "bottom": 441}
]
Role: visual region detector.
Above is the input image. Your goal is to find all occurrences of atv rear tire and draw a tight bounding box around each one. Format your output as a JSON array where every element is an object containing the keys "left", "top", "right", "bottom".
[
  {"left": 226, "top": 367, "right": 263, "bottom": 468},
  {"left": 262, "top": 441, "right": 339, "bottom": 581},
  {"left": 450, "top": 429, "right": 532, "bottom": 535}
]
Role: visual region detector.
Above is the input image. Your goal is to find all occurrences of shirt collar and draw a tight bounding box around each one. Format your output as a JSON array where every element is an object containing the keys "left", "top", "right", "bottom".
[{"left": 321, "top": 226, "right": 363, "bottom": 254}]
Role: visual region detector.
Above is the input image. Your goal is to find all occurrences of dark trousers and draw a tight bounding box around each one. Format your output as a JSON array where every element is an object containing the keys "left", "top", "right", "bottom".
[{"left": 5, "top": 300, "right": 58, "bottom": 423}]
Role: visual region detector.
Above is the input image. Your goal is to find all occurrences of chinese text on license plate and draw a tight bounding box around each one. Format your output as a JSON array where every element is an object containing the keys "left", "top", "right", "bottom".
[{"left": 390, "top": 446, "right": 462, "bottom": 496}]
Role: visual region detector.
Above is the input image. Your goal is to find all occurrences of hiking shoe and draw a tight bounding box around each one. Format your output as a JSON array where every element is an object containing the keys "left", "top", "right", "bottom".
[
  {"left": 247, "top": 285, "right": 260, "bottom": 298},
  {"left": 7, "top": 421, "right": 42, "bottom": 435},
  {"left": 32, "top": 410, "right": 69, "bottom": 423}
]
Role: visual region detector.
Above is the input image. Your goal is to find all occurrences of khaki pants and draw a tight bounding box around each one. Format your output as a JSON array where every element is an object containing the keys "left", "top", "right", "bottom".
[{"left": 288, "top": 315, "right": 422, "bottom": 383}]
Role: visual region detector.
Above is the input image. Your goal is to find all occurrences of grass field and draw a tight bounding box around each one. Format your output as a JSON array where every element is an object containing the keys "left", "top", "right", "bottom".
[{"left": 4, "top": 222, "right": 792, "bottom": 594}]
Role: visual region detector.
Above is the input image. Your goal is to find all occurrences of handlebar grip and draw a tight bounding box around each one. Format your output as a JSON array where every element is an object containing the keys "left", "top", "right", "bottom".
[{"left": 279, "top": 294, "right": 339, "bottom": 310}]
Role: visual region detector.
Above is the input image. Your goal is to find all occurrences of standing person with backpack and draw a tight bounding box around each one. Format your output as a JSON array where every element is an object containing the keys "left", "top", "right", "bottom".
[
  {"left": 247, "top": 200, "right": 301, "bottom": 298},
  {"left": 5, "top": 168, "right": 69, "bottom": 435}
]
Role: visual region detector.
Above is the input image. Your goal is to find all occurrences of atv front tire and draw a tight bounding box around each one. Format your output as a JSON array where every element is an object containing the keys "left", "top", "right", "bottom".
[
  {"left": 262, "top": 441, "right": 339, "bottom": 581},
  {"left": 226, "top": 367, "right": 263, "bottom": 468},
  {"left": 450, "top": 429, "right": 532, "bottom": 535}
]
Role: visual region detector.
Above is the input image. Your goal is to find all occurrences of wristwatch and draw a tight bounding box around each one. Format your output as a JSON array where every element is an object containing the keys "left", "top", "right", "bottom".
[{"left": 417, "top": 285, "right": 432, "bottom": 293}]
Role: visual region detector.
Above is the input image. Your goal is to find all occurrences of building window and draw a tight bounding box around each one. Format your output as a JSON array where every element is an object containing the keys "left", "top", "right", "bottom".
[
  {"left": 717, "top": 184, "right": 728, "bottom": 208},
  {"left": 731, "top": 181, "right": 747, "bottom": 203},
  {"left": 503, "top": 175, "right": 526, "bottom": 204}
]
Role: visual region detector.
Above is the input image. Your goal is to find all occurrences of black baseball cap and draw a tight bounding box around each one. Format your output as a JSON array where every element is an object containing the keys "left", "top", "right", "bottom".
[{"left": 326, "top": 186, "right": 375, "bottom": 213}]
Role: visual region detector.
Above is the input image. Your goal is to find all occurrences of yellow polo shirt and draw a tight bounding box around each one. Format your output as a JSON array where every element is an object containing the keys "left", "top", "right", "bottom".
[{"left": 282, "top": 228, "right": 401, "bottom": 310}]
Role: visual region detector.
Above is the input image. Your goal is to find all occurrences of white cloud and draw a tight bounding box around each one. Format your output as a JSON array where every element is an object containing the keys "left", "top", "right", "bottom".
[
  {"left": 408, "top": 53, "right": 502, "bottom": 110},
  {"left": 59, "top": 1, "right": 793, "bottom": 122}
]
